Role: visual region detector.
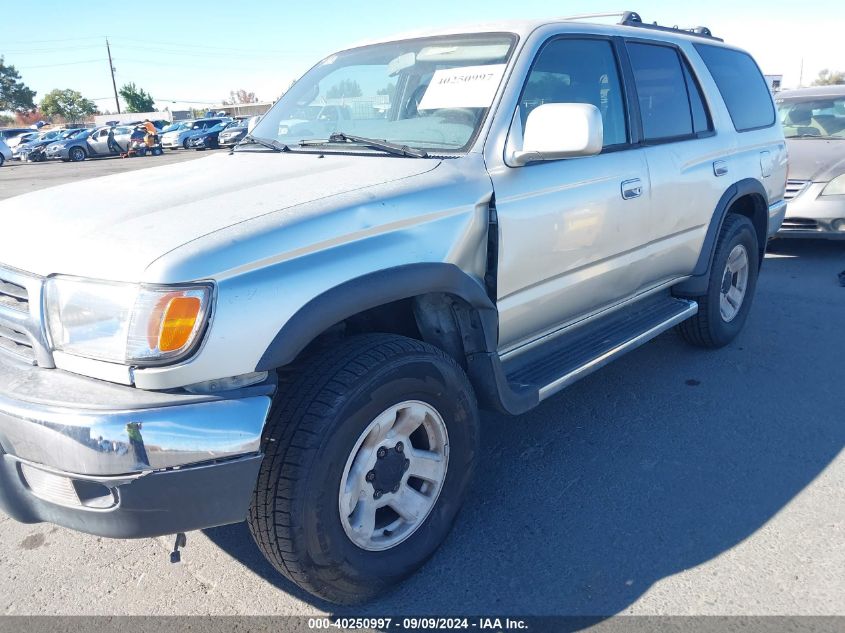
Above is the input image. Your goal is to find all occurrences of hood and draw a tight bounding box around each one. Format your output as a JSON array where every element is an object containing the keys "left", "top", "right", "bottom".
[
  {"left": 785, "top": 138, "right": 845, "bottom": 181},
  {"left": 0, "top": 151, "right": 439, "bottom": 281}
]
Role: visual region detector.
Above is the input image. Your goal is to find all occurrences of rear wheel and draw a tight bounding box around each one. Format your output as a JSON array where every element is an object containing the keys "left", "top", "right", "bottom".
[
  {"left": 0, "top": 154, "right": 4, "bottom": 167},
  {"left": 677, "top": 213, "right": 759, "bottom": 348},
  {"left": 248, "top": 334, "right": 479, "bottom": 604},
  {"left": 69, "top": 146, "right": 86, "bottom": 162}
]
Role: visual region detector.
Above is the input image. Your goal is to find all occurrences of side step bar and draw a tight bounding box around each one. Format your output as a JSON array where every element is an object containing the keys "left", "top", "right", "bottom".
[{"left": 502, "top": 294, "right": 698, "bottom": 403}]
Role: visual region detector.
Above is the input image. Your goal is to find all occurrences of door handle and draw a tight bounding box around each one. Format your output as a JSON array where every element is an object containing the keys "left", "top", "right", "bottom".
[{"left": 621, "top": 178, "right": 642, "bottom": 200}]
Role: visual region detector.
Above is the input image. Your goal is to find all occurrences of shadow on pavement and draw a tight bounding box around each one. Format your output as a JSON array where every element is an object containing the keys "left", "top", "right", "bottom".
[{"left": 206, "top": 238, "right": 845, "bottom": 615}]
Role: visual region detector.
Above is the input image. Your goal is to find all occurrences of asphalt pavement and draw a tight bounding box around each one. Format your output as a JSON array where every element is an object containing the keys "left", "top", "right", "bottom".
[{"left": 0, "top": 156, "right": 842, "bottom": 619}]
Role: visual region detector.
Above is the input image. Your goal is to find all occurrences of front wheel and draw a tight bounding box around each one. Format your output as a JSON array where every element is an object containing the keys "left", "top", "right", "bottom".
[
  {"left": 69, "top": 146, "right": 86, "bottom": 162},
  {"left": 248, "top": 334, "right": 479, "bottom": 604},
  {"left": 677, "top": 213, "right": 759, "bottom": 348}
]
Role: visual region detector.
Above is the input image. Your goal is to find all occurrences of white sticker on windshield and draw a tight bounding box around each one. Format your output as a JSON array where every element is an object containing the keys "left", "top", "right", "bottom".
[{"left": 417, "top": 64, "right": 506, "bottom": 110}]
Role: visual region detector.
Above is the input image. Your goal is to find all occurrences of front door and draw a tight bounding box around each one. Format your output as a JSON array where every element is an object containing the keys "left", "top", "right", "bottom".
[{"left": 489, "top": 36, "right": 653, "bottom": 350}]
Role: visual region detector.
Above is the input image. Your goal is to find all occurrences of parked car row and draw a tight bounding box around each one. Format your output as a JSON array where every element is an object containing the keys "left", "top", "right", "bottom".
[
  {"left": 160, "top": 117, "right": 251, "bottom": 150},
  {"left": 0, "top": 117, "right": 254, "bottom": 165}
]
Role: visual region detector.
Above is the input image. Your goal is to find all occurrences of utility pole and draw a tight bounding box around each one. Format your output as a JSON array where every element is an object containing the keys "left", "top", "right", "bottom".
[{"left": 106, "top": 38, "right": 120, "bottom": 113}]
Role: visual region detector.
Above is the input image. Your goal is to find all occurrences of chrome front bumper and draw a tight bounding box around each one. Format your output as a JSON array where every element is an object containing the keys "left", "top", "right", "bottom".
[{"left": 0, "top": 356, "right": 273, "bottom": 477}]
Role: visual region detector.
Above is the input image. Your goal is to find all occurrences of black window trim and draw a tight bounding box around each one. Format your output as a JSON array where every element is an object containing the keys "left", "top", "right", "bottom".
[
  {"left": 514, "top": 33, "right": 637, "bottom": 157},
  {"left": 622, "top": 37, "right": 717, "bottom": 147},
  {"left": 693, "top": 42, "right": 776, "bottom": 133}
]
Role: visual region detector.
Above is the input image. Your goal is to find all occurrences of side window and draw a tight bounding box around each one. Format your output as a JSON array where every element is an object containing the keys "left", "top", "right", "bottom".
[
  {"left": 682, "top": 62, "right": 711, "bottom": 134},
  {"left": 627, "top": 42, "right": 700, "bottom": 141},
  {"left": 694, "top": 44, "right": 775, "bottom": 132},
  {"left": 520, "top": 38, "right": 628, "bottom": 147}
]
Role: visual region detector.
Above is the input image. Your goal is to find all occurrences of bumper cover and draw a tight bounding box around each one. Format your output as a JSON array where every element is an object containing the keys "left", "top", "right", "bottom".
[
  {"left": 0, "top": 452, "right": 263, "bottom": 538},
  {"left": 0, "top": 356, "right": 272, "bottom": 476},
  {"left": 0, "top": 354, "right": 273, "bottom": 536},
  {"left": 778, "top": 183, "right": 845, "bottom": 238}
]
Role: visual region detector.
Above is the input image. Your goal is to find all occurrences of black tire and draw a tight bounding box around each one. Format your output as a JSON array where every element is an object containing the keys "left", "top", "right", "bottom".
[
  {"left": 677, "top": 213, "right": 759, "bottom": 348},
  {"left": 0, "top": 154, "right": 4, "bottom": 167},
  {"left": 183, "top": 139, "right": 190, "bottom": 149},
  {"left": 69, "top": 146, "right": 86, "bottom": 162},
  {"left": 248, "top": 334, "right": 479, "bottom": 604}
]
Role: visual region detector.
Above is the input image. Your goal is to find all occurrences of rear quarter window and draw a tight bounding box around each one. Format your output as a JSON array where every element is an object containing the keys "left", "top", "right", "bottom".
[{"left": 694, "top": 44, "right": 775, "bottom": 132}]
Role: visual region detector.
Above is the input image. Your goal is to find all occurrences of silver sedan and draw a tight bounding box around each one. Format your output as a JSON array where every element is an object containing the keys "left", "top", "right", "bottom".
[{"left": 777, "top": 85, "right": 845, "bottom": 239}]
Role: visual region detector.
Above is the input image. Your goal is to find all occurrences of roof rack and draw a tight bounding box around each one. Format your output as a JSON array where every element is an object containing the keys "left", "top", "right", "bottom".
[{"left": 563, "top": 10, "right": 723, "bottom": 42}]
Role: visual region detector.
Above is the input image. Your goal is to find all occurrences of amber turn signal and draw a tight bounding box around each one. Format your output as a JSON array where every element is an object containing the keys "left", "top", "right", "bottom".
[{"left": 157, "top": 296, "right": 202, "bottom": 352}]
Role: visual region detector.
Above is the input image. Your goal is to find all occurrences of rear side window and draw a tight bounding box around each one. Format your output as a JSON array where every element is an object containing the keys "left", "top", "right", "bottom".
[
  {"left": 694, "top": 44, "right": 775, "bottom": 131},
  {"left": 627, "top": 42, "right": 708, "bottom": 142}
]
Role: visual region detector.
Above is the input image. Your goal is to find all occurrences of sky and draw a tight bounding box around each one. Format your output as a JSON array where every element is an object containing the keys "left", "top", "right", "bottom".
[{"left": 2, "top": 0, "right": 841, "bottom": 113}]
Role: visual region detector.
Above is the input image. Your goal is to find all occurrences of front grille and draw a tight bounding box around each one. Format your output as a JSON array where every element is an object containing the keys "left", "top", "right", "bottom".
[
  {"left": 0, "top": 265, "right": 52, "bottom": 367},
  {"left": 784, "top": 179, "right": 811, "bottom": 200},
  {"left": 781, "top": 217, "right": 820, "bottom": 231},
  {"left": 0, "top": 277, "right": 29, "bottom": 311}
]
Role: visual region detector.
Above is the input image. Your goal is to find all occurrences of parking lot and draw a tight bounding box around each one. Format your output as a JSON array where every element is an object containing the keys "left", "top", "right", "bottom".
[{"left": 0, "top": 156, "right": 843, "bottom": 618}]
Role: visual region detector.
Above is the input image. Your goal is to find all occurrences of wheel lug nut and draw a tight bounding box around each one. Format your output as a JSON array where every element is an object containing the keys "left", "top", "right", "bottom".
[
  {"left": 373, "top": 490, "right": 383, "bottom": 499},
  {"left": 377, "top": 447, "right": 387, "bottom": 459},
  {"left": 395, "top": 442, "right": 404, "bottom": 453},
  {"left": 365, "top": 470, "right": 375, "bottom": 482}
]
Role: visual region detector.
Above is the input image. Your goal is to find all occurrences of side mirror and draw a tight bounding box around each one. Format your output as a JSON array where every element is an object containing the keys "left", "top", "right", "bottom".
[{"left": 510, "top": 103, "right": 603, "bottom": 166}]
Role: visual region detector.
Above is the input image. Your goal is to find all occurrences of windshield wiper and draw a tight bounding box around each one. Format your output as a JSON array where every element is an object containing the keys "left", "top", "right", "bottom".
[
  {"left": 299, "top": 132, "right": 428, "bottom": 158},
  {"left": 233, "top": 134, "right": 289, "bottom": 153}
]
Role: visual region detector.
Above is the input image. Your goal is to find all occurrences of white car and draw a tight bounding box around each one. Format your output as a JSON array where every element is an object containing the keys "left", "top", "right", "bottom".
[{"left": 0, "top": 139, "right": 12, "bottom": 166}]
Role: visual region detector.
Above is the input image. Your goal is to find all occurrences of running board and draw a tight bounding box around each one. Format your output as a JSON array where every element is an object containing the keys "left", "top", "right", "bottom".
[{"left": 502, "top": 294, "right": 698, "bottom": 402}]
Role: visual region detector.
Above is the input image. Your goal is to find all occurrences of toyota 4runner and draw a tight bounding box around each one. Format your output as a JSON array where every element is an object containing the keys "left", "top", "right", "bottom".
[{"left": 0, "top": 11, "right": 786, "bottom": 604}]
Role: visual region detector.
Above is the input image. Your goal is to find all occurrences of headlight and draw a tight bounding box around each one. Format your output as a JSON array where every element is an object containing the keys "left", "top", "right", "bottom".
[
  {"left": 44, "top": 277, "right": 212, "bottom": 365},
  {"left": 821, "top": 174, "right": 845, "bottom": 196}
]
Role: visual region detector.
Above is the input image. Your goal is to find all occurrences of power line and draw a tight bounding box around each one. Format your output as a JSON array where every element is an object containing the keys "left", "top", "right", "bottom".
[
  {"left": 2, "top": 45, "right": 104, "bottom": 53},
  {"left": 1, "top": 35, "right": 105, "bottom": 44},
  {"left": 16, "top": 59, "right": 105, "bottom": 69}
]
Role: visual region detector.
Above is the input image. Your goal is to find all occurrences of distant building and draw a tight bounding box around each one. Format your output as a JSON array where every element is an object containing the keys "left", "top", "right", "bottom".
[
  {"left": 764, "top": 74, "right": 783, "bottom": 94},
  {"left": 93, "top": 111, "right": 172, "bottom": 127},
  {"left": 215, "top": 102, "right": 274, "bottom": 118}
]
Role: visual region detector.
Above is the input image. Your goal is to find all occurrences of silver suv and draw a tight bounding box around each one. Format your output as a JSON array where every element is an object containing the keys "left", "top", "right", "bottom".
[{"left": 0, "top": 12, "right": 786, "bottom": 604}]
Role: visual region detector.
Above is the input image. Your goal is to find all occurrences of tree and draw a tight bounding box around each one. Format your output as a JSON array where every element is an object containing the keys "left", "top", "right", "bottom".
[
  {"left": 812, "top": 69, "right": 845, "bottom": 86},
  {"left": 326, "top": 79, "right": 362, "bottom": 99},
  {"left": 16, "top": 109, "right": 47, "bottom": 126},
  {"left": 119, "top": 82, "right": 155, "bottom": 112},
  {"left": 376, "top": 82, "right": 396, "bottom": 98},
  {"left": 0, "top": 56, "right": 36, "bottom": 112},
  {"left": 225, "top": 89, "right": 258, "bottom": 105},
  {"left": 0, "top": 113, "right": 14, "bottom": 126},
  {"left": 39, "top": 89, "right": 97, "bottom": 123}
]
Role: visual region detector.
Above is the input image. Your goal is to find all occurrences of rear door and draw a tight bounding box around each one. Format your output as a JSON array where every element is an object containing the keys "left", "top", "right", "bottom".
[
  {"left": 490, "top": 36, "right": 654, "bottom": 349},
  {"left": 622, "top": 39, "right": 728, "bottom": 280}
]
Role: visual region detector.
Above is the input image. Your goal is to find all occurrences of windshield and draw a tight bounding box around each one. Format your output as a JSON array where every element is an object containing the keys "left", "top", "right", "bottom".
[
  {"left": 777, "top": 96, "right": 845, "bottom": 138},
  {"left": 250, "top": 33, "right": 516, "bottom": 153},
  {"left": 162, "top": 122, "right": 186, "bottom": 133}
]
